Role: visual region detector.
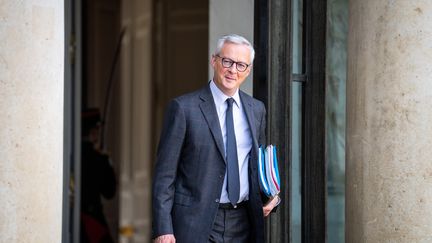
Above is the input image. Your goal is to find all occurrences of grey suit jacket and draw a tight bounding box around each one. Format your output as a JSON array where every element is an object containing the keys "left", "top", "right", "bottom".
[{"left": 152, "top": 84, "right": 267, "bottom": 243}]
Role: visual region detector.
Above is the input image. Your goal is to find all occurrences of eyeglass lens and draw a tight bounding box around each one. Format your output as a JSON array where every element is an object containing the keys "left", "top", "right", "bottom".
[{"left": 220, "top": 57, "right": 248, "bottom": 72}]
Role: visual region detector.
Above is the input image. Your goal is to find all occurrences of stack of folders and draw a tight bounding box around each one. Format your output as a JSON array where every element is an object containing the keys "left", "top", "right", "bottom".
[{"left": 258, "top": 145, "right": 281, "bottom": 201}]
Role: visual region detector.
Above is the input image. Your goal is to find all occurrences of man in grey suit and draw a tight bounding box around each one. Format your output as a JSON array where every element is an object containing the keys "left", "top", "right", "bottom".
[{"left": 152, "top": 34, "right": 279, "bottom": 243}]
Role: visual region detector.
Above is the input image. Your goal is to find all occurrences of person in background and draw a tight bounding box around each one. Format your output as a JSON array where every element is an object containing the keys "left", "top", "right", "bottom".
[{"left": 80, "top": 108, "right": 117, "bottom": 243}]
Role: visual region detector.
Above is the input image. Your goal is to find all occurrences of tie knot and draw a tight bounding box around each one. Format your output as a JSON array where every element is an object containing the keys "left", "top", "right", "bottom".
[{"left": 227, "top": 98, "right": 235, "bottom": 108}]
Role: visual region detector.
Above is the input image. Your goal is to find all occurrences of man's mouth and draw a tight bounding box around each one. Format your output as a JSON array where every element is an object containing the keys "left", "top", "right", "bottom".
[{"left": 225, "top": 76, "right": 236, "bottom": 81}]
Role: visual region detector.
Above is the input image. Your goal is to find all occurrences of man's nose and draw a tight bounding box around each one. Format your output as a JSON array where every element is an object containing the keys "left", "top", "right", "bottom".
[{"left": 228, "top": 63, "right": 238, "bottom": 73}]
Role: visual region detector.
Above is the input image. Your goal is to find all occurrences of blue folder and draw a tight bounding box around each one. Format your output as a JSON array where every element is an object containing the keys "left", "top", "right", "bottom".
[{"left": 258, "top": 145, "right": 281, "bottom": 197}]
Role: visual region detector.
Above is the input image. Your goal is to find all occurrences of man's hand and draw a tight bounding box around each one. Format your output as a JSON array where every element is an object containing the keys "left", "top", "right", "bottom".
[
  {"left": 154, "top": 234, "right": 176, "bottom": 243},
  {"left": 263, "top": 195, "right": 280, "bottom": 217}
]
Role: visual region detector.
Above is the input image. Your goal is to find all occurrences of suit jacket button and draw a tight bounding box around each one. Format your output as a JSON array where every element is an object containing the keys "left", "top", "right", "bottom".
[{"left": 215, "top": 199, "right": 220, "bottom": 203}]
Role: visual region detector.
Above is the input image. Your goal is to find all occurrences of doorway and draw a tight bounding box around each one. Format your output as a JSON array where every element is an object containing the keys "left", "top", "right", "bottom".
[{"left": 65, "top": 0, "right": 209, "bottom": 242}]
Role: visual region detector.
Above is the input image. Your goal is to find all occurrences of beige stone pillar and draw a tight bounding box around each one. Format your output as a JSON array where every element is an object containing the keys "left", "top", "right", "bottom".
[
  {"left": 0, "top": 1, "right": 64, "bottom": 242},
  {"left": 346, "top": 1, "right": 432, "bottom": 242}
]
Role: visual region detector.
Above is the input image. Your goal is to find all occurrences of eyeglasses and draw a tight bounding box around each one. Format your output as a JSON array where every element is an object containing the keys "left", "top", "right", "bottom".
[{"left": 215, "top": 55, "right": 250, "bottom": 72}]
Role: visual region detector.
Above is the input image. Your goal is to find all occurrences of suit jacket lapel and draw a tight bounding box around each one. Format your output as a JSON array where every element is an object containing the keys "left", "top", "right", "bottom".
[
  {"left": 240, "top": 91, "right": 259, "bottom": 151},
  {"left": 199, "top": 86, "right": 226, "bottom": 163}
]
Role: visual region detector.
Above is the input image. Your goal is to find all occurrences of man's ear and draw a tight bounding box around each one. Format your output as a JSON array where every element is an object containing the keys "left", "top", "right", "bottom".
[
  {"left": 244, "top": 65, "right": 252, "bottom": 77},
  {"left": 210, "top": 55, "right": 216, "bottom": 68}
]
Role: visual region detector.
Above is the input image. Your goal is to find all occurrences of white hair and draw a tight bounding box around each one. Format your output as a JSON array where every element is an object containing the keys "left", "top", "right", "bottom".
[{"left": 215, "top": 34, "right": 255, "bottom": 64}]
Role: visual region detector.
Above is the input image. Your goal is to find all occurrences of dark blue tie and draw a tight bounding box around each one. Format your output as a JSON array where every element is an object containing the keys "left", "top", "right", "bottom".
[{"left": 226, "top": 98, "right": 240, "bottom": 205}]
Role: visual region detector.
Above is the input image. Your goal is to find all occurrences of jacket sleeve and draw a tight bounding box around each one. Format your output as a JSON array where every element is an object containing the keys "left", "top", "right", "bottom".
[
  {"left": 257, "top": 103, "right": 269, "bottom": 203},
  {"left": 259, "top": 102, "right": 280, "bottom": 213},
  {"left": 258, "top": 103, "right": 267, "bottom": 146},
  {"left": 152, "top": 99, "right": 186, "bottom": 238}
]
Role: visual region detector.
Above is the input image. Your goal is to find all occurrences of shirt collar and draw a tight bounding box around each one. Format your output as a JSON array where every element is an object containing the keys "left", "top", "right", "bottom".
[{"left": 209, "top": 80, "right": 240, "bottom": 108}]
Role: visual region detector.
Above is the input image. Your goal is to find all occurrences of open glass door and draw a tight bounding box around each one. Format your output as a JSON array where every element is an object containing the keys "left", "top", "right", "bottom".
[
  {"left": 291, "top": 0, "right": 304, "bottom": 241},
  {"left": 326, "top": 0, "right": 348, "bottom": 242}
]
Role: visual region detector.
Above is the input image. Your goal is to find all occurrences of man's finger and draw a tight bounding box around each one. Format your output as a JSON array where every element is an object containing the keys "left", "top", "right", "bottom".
[{"left": 154, "top": 234, "right": 176, "bottom": 243}]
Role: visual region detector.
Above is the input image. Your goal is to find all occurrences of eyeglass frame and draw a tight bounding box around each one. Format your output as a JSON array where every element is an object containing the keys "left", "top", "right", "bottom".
[{"left": 214, "top": 55, "right": 251, "bottom": 72}]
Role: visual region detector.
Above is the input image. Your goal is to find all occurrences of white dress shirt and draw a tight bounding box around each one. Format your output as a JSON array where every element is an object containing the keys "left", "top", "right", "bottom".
[{"left": 209, "top": 81, "right": 252, "bottom": 204}]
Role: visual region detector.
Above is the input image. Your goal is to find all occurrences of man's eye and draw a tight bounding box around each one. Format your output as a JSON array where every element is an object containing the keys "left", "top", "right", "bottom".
[
  {"left": 223, "top": 59, "right": 233, "bottom": 66},
  {"left": 237, "top": 63, "right": 247, "bottom": 70}
]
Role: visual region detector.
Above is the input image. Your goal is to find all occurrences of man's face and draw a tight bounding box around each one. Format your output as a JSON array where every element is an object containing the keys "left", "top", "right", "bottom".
[{"left": 211, "top": 42, "right": 252, "bottom": 96}]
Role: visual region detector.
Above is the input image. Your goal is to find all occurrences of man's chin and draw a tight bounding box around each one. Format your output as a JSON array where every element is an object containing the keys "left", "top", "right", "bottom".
[
  {"left": 223, "top": 80, "right": 237, "bottom": 88},
  {"left": 223, "top": 85, "right": 237, "bottom": 93}
]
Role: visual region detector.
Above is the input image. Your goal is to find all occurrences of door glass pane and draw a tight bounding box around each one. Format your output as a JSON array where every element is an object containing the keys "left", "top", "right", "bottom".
[
  {"left": 291, "top": 0, "right": 303, "bottom": 242},
  {"left": 326, "top": 0, "right": 348, "bottom": 242},
  {"left": 291, "top": 82, "right": 302, "bottom": 243},
  {"left": 292, "top": 0, "right": 303, "bottom": 75}
]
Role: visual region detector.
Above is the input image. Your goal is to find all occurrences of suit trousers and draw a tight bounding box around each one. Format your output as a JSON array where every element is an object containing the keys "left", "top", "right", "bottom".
[{"left": 208, "top": 204, "right": 251, "bottom": 243}]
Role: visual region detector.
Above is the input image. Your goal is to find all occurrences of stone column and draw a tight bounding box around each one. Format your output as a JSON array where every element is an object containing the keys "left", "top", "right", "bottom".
[
  {"left": 346, "top": 0, "right": 432, "bottom": 242},
  {"left": 0, "top": 1, "right": 64, "bottom": 242}
]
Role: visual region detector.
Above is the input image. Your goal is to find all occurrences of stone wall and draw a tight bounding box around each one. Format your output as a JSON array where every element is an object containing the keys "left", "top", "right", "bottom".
[
  {"left": 346, "top": 1, "right": 432, "bottom": 242},
  {"left": 0, "top": 1, "right": 64, "bottom": 242}
]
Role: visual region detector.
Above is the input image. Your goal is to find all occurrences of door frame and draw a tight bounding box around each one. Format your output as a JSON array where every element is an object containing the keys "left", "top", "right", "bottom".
[
  {"left": 254, "top": 0, "right": 292, "bottom": 242},
  {"left": 63, "top": 0, "right": 83, "bottom": 242},
  {"left": 254, "top": 0, "right": 327, "bottom": 242}
]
